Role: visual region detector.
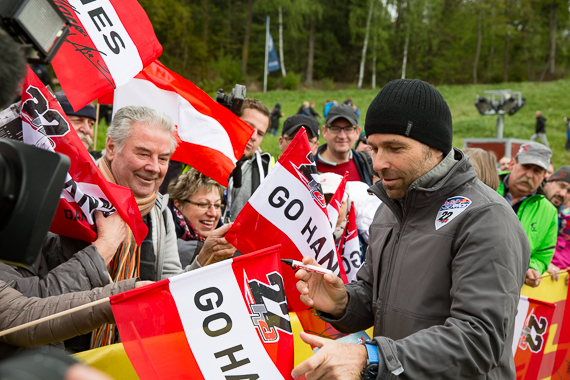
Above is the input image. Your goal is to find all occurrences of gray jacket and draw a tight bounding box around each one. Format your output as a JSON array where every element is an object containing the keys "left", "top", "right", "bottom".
[
  {"left": 0, "top": 278, "right": 136, "bottom": 358},
  {"left": 0, "top": 233, "right": 110, "bottom": 298},
  {"left": 320, "top": 149, "right": 529, "bottom": 379},
  {"left": 177, "top": 240, "right": 203, "bottom": 268}
]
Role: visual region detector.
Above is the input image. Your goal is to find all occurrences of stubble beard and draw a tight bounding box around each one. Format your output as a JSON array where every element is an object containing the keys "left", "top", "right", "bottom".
[{"left": 382, "top": 147, "right": 434, "bottom": 200}]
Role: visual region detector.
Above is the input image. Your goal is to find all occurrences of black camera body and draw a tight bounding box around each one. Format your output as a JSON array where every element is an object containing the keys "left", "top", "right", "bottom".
[
  {"left": 0, "top": 139, "right": 69, "bottom": 266},
  {"left": 216, "top": 84, "right": 247, "bottom": 115}
]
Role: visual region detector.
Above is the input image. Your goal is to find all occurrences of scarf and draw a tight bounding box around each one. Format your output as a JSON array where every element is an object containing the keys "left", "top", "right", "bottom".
[
  {"left": 169, "top": 204, "right": 206, "bottom": 242},
  {"left": 91, "top": 157, "right": 157, "bottom": 348}
]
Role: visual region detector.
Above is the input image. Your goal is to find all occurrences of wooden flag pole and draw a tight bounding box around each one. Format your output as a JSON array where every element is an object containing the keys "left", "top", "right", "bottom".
[
  {"left": 0, "top": 297, "right": 110, "bottom": 338},
  {"left": 537, "top": 270, "right": 568, "bottom": 279},
  {"left": 204, "top": 254, "right": 215, "bottom": 266}
]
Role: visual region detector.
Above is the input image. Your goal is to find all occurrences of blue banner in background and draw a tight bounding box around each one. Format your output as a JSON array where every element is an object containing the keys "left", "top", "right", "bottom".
[{"left": 267, "top": 28, "right": 280, "bottom": 73}]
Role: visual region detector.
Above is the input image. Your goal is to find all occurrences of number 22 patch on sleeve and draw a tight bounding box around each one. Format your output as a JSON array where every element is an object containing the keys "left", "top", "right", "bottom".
[{"left": 435, "top": 196, "right": 472, "bottom": 230}]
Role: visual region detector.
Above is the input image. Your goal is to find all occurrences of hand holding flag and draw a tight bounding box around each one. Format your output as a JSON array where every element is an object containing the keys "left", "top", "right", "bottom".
[{"left": 195, "top": 223, "right": 236, "bottom": 266}]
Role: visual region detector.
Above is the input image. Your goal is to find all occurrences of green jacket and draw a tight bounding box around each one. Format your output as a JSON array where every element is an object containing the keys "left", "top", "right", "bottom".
[{"left": 497, "top": 174, "right": 558, "bottom": 273}]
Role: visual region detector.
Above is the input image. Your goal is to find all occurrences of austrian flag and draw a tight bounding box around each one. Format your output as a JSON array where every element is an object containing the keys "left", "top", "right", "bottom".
[
  {"left": 112, "top": 61, "right": 254, "bottom": 187},
  {"left": 110, "top": 245, "right": 293, "bottom": 380}
]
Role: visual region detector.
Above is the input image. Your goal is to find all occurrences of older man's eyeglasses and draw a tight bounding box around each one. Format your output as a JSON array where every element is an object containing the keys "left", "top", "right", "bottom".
[
  {"left": 183, "top": 199, "right": 222, "bottom": 210},
  {"left": 326, "top": 125, "right": 357, "bottom": 134}
]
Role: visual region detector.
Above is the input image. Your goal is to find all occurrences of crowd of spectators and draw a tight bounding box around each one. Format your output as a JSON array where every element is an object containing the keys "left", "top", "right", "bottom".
[
  {"left": 1, "top": 29, "right": 569, "bottom": 374},
  {"left": 3, "top": 87, "right": 570, "bottom": 357},
  {"left": 0, "top": 90, "right": 385, "bottom": 358}
]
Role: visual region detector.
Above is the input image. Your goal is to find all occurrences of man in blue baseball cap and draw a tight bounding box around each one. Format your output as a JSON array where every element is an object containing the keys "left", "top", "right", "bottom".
[{"left": 55, "top": 91, "right": 97, "bottom": 151}]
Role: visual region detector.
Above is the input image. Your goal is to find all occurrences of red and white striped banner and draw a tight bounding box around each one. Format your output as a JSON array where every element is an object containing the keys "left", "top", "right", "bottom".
[
  {"left": 112, "top": 61, "right": 253, "bottom": 187},
  {"left": 52, "top": 0, "right": 162, "bottom": 111},
  {"left": 111, "top": 245, "right": 293, "bottom": 380}
]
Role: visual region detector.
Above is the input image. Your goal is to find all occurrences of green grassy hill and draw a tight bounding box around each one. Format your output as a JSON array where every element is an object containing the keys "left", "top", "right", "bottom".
[
  {"left": 252, "top": 80, "right": 570, "bottom": 168},
  {"left": 95, "top": 79, "right": 570, "bottom": 168}
]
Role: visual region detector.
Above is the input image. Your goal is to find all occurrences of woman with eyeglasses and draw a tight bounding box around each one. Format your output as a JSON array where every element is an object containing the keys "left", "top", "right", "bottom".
[{"left": 167, "top": 168, "right": 236, "bottom": 268}]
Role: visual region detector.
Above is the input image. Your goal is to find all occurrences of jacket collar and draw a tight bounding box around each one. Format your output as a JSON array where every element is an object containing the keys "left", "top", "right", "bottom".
[
  {"left": 156, "top": 192, "right": 168, "bottom": 212},
  {"left": 409, "top": 149, "right": 457, "bottom": 191}
]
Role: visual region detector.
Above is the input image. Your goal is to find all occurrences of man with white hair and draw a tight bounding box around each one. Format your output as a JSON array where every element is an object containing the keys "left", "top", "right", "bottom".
[
  {"left": 100, "top": 106, "right": 234, "bottom": 282},
  {"left": 93, "top": 106, "right": 234, "bottom": 347}
]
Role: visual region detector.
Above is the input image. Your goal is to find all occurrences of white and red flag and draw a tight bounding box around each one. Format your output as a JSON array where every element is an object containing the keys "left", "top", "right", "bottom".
[
  {"left": 512, "top": 295, "right": 556, "bottom": 379},
  {"left": 112, "top": 61, "right": 254, "bottom": 187},
  {"left": 51, "top": 0, "right": 162, "bottom": 111},
  {"left": 337, "top": 202, "right": 362, "bottom": 283},
  {"left": 325, "top": 172, "right": 348, "bottom": 229},
  {"left": 225, "top": 129, "right": 345, "bottom": 327},
  {"left": 19, "top": 67, "right": 147, "bottom": 244},
  {"left": 110, "top": 245, "right": 293, "bottom": 380}
]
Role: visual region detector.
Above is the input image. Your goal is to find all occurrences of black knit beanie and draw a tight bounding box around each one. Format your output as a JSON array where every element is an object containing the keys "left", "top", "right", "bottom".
[{"left": 365, "top": 79, "right": 452, "bottom": 154}]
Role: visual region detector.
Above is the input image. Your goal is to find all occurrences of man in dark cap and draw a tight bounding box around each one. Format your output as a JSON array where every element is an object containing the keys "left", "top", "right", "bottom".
[
  {"left": 55, "top": 91, "right": 97, "bottom": 151},
  {"left": 279, "top": 114, "right": 320, "bottom": 156},
  {"left": 497, "top": 142, "right": 558, "bottom": 287},
  {"left": 316, "top": 103, "right": 374, "bottom": 185},
  {"left": 292, "top": 79, "right": 528, "bottom": 380}
]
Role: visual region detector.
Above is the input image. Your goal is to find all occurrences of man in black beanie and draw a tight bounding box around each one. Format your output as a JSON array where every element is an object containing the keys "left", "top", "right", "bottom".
[{"left": 293, "top": 79, "right": 529, "bottom": 380}]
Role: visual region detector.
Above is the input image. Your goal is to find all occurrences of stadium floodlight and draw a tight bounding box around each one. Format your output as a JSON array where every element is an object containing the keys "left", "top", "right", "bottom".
[
  {"left": 501, "top": 96, "right": 518, "bottom": 115},
  {"left": 0, "top": 0, "right": 70, "bottom": 62},
  {"left": 507, "top": 97, "right": 526, "bottom": 116},
  {"left": 474, "top": 90, "right": 525, "bottom": 138},
  {"left": 475, "top": 97, "right": 497, "bottom": 116}
]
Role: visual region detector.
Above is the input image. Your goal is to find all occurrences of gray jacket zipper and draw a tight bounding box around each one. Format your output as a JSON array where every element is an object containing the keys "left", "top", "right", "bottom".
[{"left": 377, "top": 190, "right": 416, "bottom": 335}]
